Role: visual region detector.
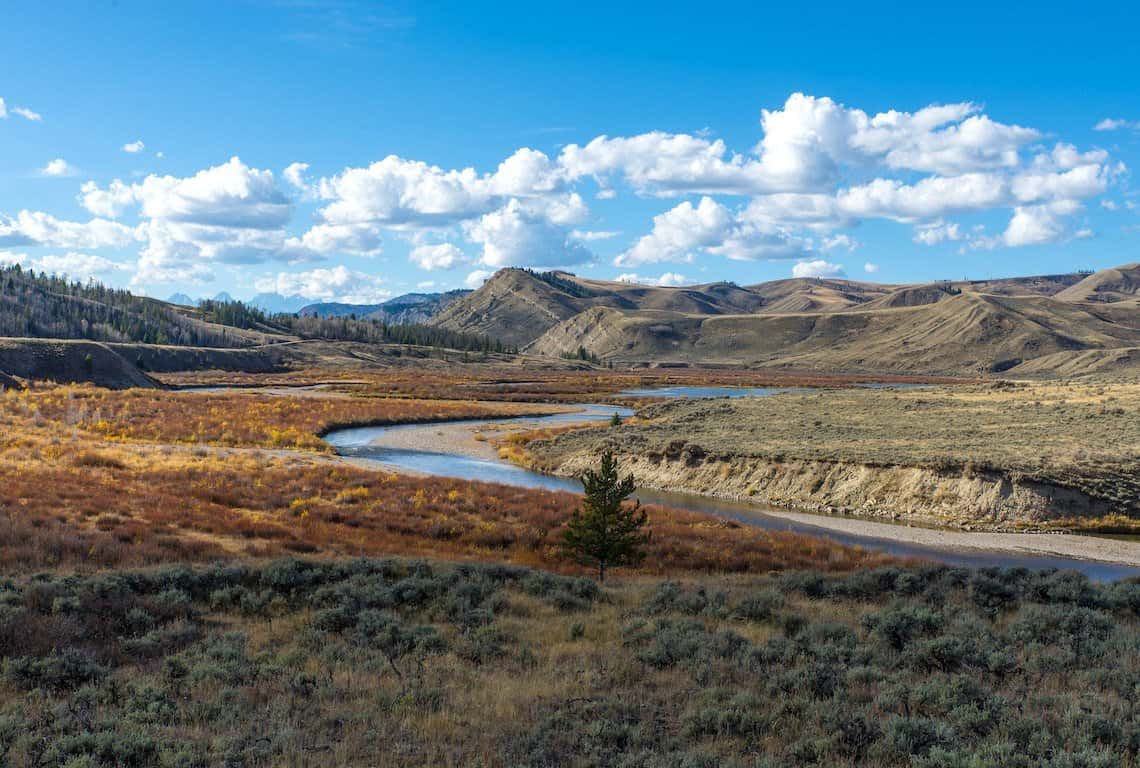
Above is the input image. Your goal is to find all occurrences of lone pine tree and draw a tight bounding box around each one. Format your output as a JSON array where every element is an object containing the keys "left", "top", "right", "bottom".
[{"left": 561, "top": 450, "right": 650, "bottom": 581}]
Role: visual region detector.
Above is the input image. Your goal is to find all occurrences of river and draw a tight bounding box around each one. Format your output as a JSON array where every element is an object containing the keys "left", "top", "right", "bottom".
[{"left": 324, "top": 388, "right": 1140, "bottom": 580}]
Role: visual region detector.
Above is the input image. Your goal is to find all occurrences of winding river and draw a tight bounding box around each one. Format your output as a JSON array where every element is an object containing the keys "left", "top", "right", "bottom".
[{"left": 324, "top": 387, "right": 1140, "bottom": 580}]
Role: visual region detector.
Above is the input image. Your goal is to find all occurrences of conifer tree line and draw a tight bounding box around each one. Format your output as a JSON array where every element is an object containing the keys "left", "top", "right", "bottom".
[
  {"left": 272, "top": 312, "right": 517, "bottom": 353},
  {"left": 0, "top": 265, "right": 515, "bottom": 354},
  {"left": 0, "top": 265, "right": 239, "bottom": 346}
]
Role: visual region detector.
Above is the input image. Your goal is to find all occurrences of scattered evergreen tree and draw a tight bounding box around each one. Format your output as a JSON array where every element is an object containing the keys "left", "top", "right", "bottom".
[
  {"left": 561, "top": 450, "right": 650, "bottom": 581},
  {"left": 560, "top": 345, "right": 600, "bottom": 364}
]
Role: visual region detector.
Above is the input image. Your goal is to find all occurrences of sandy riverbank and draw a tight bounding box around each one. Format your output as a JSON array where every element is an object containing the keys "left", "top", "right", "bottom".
[
  {"left": 729, "top": 504, "right": 1140, "bottom": 567},
  {"left": 352, "top": 415, "right": 1140, "bottom": 568}
]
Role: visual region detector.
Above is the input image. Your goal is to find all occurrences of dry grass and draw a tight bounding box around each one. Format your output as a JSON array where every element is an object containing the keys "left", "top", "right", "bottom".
[
  {"left": 12, "top": 384, "right": 562, "bottom": 451},
  {"left": 2, "top": 559, "right": 1135, "bottom": 766},
  {"left": 0, "top": 446, "right": 898, "bottom": 573},
  {"left": 526, "top": 379, "right": 1140, "bottom": 526},
  {"left": 536, "top": 380, "right": 1140, "bottom": 468},
  {"left": 0, "top": 385, "right": 899, "bottom": 574},
  {"left": 150, "top": 367, "right": 962, "bottom": 403}
]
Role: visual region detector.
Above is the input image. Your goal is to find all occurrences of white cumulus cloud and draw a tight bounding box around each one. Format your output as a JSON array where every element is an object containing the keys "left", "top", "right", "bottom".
[
  {"left": 409, "top": 242, "right": 465, "bottom": 270},
  {"left": 616, "top": 197, "right": 731, "bottom": 267},
  {"left": 283, "top": 162, "right": 310, "bottom": 190},
  {"left": 79, "top": 157, "right": 298, "bottom": 283},
  {"left": 615, "top": 271, "right": 695, "bottom": 287},
  {"left": 0, "top": 210, "right": 139, "bottom": 249},
  {"left": 283, "top": 223, "right": 382, "bottom": 259},
  {"left": 619, "top": 196, "right": 812, "bottom": 267},
  {"left": 0, "top": 91, "right": 1126, "bottom": 290},
  {"left": 79, "top": 180, "right": 138, "bottom": 218},
  {"left": 41, "top": 158, "right": 75, "bottom": 177},
  {"left": 465, "top": 200, "right": 591, "bottom": 269},
  {"left": 792, "top": 259, "right": 845, "bottom": 278},
  {"left": 464, "top": 269, "right": 493, "bottom": 288},
  {"left": 913, "top": 221, "right": 964, "bottom": 245},
  {"left": 0, "top": 251, "right": 131, "bottom": 280},
  {"left": 254, "top": 265, "right": 389, "bottom": 303},
  {"left": 1093, "top": 118, "right": 1137, "bottom": 131},
  {"left": 312, "top": 149, "right": 562, "bottom": 230},
  {"left": 998, "top": 201, "right": 1084, "bottom": 248}
]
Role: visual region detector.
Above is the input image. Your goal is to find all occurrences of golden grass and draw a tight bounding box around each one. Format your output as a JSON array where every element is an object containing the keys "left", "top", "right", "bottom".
[
  {"left": 9, "top": 384, "right": 562, "bottom": 451},
  {"left": 0, "top": 384, "right": 901, "bottom": 574},
  {"left": 527, "top": 379, "right": 1140, "bottom": 527},
  {"left": 149, "top": 366, "right": 963, "bottom": 403}
]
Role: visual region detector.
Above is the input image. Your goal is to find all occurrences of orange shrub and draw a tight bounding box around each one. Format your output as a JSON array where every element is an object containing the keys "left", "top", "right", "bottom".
[
  {"left": 19, "top": 386, "right": 561, "bottom": 451},
  {"left": 0, "top": 446, "right": 901, "bottom": 574}
]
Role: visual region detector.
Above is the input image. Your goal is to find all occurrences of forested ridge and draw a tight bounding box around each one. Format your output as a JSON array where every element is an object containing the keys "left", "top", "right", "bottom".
[
  {"left": 0, "top": 265, "right": 248, "bottom": 347},
  {"left": 0, "top": 265, "right": 514, "bottom": 354},
  {"left": 276, "top": 312, "right": 516, "bottom": 353}
]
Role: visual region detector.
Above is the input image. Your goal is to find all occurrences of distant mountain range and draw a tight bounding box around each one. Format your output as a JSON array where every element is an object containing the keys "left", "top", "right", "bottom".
[
  {"left": 166, "top": 290, "right": 242, "bottom": 307},
  {"left": 300, "top": 289, "right": 471, "bottom": 325},
  {"left": 247, "top": 293, "right": 310, "bottom": 314},
  {"left": 164, "top": 289, "right": 473, "bottom": 324}
]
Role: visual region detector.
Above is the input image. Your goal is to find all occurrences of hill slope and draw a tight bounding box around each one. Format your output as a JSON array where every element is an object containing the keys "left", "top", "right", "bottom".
[
  {"left": 429, "top": 269, "right": 771, "bottom": 346},
  {"left": 1054, "top": 263, "right": 1140, "bottom": 304},
  {"left": 0, "top": 339, "right": 157, "bottom": 388},
  {"left": 525, "top": 289, "right": 1140, "bottom": 375},
  {"left": 1, "top": 265, "right": 277, "bottom": 348},
  {"left": 4, "top": 263, "right": 1138, "bottom": 380}
]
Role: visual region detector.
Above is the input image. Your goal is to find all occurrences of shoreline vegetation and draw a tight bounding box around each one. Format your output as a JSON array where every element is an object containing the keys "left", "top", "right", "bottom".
[
  {"left": 348, "top": 405, "right": 1140, "bottom": 568},
  {"left": 0, "top": 383, "right": 898, "bottom": 574},
  {"left": 150, "top": 366, "right": 967, "bottom": 400}
]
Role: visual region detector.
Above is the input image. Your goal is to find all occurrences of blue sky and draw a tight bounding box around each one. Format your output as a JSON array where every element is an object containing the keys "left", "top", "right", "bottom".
[{"left": 1, "top": 0, "right": 1138, "bottom": 305}]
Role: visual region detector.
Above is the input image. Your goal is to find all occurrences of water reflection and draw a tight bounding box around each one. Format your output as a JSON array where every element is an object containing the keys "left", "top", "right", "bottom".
[{"left": 325, "top": 405, "right": 1139, "bottom": 581}]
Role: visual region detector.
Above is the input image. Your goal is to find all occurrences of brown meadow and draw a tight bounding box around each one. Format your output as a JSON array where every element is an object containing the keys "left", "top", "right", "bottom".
[
  {"left": 13, "top": 385, "right": 562, "bottom": 451},
  {"left": 0, "top": 385, "right": 899, "bottom": 574},
  {"left": 150, "top": 366, "right": 961, "bottom": 403}
]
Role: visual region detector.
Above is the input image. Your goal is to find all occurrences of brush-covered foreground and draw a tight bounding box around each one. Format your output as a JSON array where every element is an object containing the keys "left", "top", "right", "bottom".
[{"left": 2, "top": 558, "right": 1139, "bottom": 767}]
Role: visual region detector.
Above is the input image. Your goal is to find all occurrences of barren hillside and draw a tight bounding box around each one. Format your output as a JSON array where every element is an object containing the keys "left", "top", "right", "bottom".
[{"left": 522, "top": 276, "right": 1140, "bottom": 375}]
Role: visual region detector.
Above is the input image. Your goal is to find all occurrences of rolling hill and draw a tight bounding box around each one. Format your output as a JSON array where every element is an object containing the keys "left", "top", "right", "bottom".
[
  {"left": 431, "top": 266, "right": 1140, "bottom": 376},
  {"left": 1054, "top": 263, "right": 1140, "bottom": 304},
  {"left": 429, "top": 269, "right": 771, "bottom": 347},
  {"left": 0, "top": 268, "right": 515, "bottom": 387},
  {"left": 2, "top": 261, "right": 1138, "bottom": 384}
]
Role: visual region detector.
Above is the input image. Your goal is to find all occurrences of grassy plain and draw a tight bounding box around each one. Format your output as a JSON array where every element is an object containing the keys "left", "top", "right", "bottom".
[
  {"left": 526, "top": 380, "right": 1140, "bottom": 528},
  {"left": 19, "top": 385, "right": 560, "bottom": 451},
  {"left": 149, "top": 367, "right": 960, "bottom": 402}
]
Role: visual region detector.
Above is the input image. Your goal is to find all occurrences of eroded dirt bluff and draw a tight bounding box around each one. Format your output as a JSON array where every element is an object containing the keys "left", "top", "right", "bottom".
[
  {"left": 533, "top": 449, "right": 1116, "bottom": 531},
  {"left": 519, "top": 383, "right": 1139, "bottom": 531}
]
